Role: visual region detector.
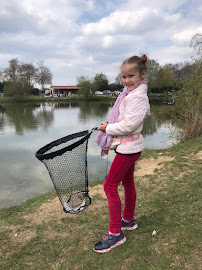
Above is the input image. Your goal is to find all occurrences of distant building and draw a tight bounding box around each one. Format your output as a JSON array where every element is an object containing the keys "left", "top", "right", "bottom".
[{"left": 49, "top": 86, "right": 79, "bottom": 96}]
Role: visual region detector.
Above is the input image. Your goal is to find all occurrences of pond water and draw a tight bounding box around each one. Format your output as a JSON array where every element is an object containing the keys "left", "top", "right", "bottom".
[{"left": 0, "top": 100, "right": 181, "bottom": 209}]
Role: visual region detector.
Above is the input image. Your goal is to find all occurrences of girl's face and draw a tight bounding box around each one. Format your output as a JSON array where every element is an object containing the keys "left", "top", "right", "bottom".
[{"left": 121, "top": 63, "right": 146, "bottom": 91}]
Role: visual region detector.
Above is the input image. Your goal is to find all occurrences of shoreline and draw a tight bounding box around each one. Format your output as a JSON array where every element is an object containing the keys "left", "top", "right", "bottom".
[
  {"left": 0, "top": 93, "right": 167, "bottom": 103},
  {"left": 0, "top": 95, "right": 117, "bottom": 103}
]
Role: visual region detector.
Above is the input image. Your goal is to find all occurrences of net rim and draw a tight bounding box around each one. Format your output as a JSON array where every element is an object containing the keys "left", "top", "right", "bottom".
[{"left": 35, "top": 130, "right": 92, "bottom": 161}]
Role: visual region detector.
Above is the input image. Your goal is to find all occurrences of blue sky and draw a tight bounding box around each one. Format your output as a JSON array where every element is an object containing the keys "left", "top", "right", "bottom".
[{"left": 0, "top": 0, "right": 201, "bottom": 86}]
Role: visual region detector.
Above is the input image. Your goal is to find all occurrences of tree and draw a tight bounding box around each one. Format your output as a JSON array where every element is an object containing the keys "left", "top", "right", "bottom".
[
  {"left": 162, "top": 33, "right": 202, "bottom": 141},
  {"left": 35, "top": 61, "right": 52, "bottom": 91},
  {"left": 0, "top": 82, "right": 4, "bottom": 93},
  {"left": 31, "top": 88, "right": 40, "bottom": 96},
  {"left": 161, "top": 65, "right": 174, "bottom": 88},
  {"left": 2, "top": 58, "right": 34, "bottom": 97},
  {"left": 108, "top": 83, "right": 123, "bottom": 91},
  {"left": 1, "top": 59, "right": 53, "bottom": 97},
  {"left": 146, "top": 59, "right": 160, "bottom": 91},
  {"left": 178, "top": 61, "right": 194, "bottom": 84},
  {"left": 77, "top": 75, "right": 93, "bottom": 99},
  {"left": 151, "top": 65, "right": 174, "bottom": 92},
  {"left": 0, "top": 69, "right": 6, "bottom": 92},
  {"left": 115, "top": 73, "right": 122, "bottom": 86},
  {"left": 4, "top": 58, "right": 20, "bottom": 82},
  {"left": 0, "top": 68, "right": 6, "bottom": 83},
  {"left": 3, "top": 77, "right": 32, "bottom": 97},
  {"left": 190, "top": 33, "right": 202, "bottom": 57},
  {"left": 18, "top": 62, "right": 37, "bottom": 85},
  {"left": 93, "top": 73, "right": 109, "bottom": 92}
]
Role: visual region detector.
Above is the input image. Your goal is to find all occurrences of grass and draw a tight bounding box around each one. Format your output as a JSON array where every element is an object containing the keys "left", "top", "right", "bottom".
[
  {"left": 0, "top": 92, "right": 166, "bottom": 104},
  {"left": 0, "top": 95, "right": 116, "bottom": 103},
  {"left": 0, "top": 136, "right": 202, "bottom": 269}
]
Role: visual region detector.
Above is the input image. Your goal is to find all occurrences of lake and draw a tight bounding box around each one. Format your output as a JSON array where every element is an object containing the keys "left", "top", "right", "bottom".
[{"left": 0, "top": 99, "right": 180, "bottom": 209}]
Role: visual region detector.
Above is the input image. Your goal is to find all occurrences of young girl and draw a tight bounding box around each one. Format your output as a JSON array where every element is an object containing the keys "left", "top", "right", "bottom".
[{"left": 94, "top": 54, "right": 150, "bottom": 253}]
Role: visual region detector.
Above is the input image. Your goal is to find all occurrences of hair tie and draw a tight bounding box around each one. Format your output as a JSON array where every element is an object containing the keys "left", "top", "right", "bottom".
[{"left": 141, "top": 55, "right": 147, "bottom": 64}]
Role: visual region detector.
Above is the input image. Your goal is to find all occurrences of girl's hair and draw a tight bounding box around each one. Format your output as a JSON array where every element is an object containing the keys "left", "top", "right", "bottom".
[{"left": 122, "top": 54, "right": 148, "bottom": 74}]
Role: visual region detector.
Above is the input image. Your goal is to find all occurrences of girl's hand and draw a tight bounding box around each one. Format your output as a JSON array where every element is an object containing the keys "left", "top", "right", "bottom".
[{"left": 97, "top": 122, "right": 108, "bottom": 133}]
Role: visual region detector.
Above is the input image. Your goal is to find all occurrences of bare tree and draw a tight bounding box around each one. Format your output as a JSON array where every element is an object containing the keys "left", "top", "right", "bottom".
[
  {"left": 115, "top": 73, "right": 122, "bottom": 85},
  {"left": 35, "top": 61, "right": 52, "bottom": 91},
  {"left": 4, "top": 58, "right": 20, "bottom": 82},
  {"left": 0, "top": 68, "right": 6, "bottom": 82},
  {"left": 190, "top": 33, "right": 202, "bottom": 57},
  {"left": 18, "top": 62, "right": 37, "bottom": 85}
]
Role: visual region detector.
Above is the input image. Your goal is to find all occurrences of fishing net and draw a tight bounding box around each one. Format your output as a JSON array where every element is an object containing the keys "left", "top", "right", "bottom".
[{"left": 35, "top": 128, "right": 97, "bottom": 214}]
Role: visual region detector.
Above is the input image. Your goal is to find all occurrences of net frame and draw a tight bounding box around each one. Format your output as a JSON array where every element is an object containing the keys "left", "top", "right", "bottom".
[{"left": 35, "top": 128, "right": 96, "bottom": 214}]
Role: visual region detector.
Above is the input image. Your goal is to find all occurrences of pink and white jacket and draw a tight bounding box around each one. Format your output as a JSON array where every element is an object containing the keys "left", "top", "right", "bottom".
[{"left": 105, "top": 83, "right": 150, "bottom": 154}]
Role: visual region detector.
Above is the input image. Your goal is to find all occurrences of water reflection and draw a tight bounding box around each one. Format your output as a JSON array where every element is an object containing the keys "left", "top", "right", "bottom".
[
  {"left": 50, "top": 102, "right": 79, "bottom": 109},
  {"left": 78, "top": 101, "right": 113, "bottom": 121},
  {"left": 0, "top": 104, "right": 6, "bottom": 113},
  {"left": 0, "top": 105, "right": 6, "bottom": 133},
  {"left": 0, "top": 103, "right": 54, "bottom": 135},
  {"left": 0, "top": 101, "right": 181, "bottom": 209},
  {"left": 0, "top": 102, "right": 169, "bottom": 137}
]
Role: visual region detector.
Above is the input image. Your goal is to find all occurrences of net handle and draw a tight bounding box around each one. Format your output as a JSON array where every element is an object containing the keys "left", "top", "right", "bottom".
[{"left": 91, "top": 127, "right": 98, "bottom": 131}]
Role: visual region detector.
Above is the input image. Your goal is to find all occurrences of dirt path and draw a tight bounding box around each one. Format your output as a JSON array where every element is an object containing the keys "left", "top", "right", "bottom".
[{"left": 21, "top": 154, "right": 176, "bottom": 225}]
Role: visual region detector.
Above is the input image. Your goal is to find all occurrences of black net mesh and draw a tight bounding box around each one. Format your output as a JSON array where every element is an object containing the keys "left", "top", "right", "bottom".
[{"left": 35, "top": 129, "right": 95, "bottom": 214}]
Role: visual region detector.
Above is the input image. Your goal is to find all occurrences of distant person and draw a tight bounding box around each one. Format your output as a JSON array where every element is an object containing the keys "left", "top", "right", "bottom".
[
  {"left": 168, "top": 96, "right": 176, "bottom": 106},
  {"left": 171, "top": 96, "right": 175, "bottom": 106},
  {"left": 94, "top": 54, "right": 150, "bottom": 253}
]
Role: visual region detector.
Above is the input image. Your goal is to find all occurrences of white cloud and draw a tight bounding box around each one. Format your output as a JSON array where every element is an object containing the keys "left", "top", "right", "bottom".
[
  {"left": 0, "top": 53, "right": 20, "bottom": 61},
  {"left": 82, "top": 8, "right": 182, "bottom": 36},
  {"left": 151, "top": 45, "right": 193, "bottom": 65},
  {"left": 171, "top": 27, "right": 202, "bottom": 45},
  {"left": 120, "top": 0, "right": 188, "bottom": 12},
  {"left": 0, "top": 0, "right": 201, "bottom": 85},
  {"left": 102, "top": 35, "right": 113, "bottom": 48}
]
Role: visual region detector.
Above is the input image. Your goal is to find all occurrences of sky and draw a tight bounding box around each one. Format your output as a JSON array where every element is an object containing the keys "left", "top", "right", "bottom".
[{"left": 0, "top": 0, "right": 202, "bottom": 86}]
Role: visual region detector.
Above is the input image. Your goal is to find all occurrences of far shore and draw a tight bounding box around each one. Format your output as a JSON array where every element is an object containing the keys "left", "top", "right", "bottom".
[
  {"left": 0, "top": 94, "right": 116, "bottom": 103},
  {"left": 0, "top": 92, "right": 167, "bottom": 103}
]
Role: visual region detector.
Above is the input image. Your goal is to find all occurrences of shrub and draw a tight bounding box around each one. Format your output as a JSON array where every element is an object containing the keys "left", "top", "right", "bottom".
[{"left": 3, "top": 78, "right": 32, "bottom": 97}]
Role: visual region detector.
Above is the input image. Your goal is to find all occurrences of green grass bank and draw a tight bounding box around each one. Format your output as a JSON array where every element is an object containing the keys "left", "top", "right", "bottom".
[
  {"left": 0, "top": 93, "right": 168, "bottom": 104},
  {"left": 0, "top": 95, "right": 116, "bottom": 103},
  {"left": 0, "top": 135, "right": 202, "bottom": 270}
]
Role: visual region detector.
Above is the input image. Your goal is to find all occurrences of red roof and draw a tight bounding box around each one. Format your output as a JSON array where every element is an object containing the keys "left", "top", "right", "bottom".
[{"left": 50, "top": 86, "right": 79, "bottom": 89}]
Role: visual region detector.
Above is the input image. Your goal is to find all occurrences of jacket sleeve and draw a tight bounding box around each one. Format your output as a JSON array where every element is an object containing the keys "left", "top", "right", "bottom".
[{"left": 106, "top": 94, "right": 149, "bottom": 137}]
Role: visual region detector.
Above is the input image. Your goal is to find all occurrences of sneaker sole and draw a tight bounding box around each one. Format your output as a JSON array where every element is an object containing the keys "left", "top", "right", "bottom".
[
  {"left": 93, "top": 236, "right": 126, "bottom": 253},
  {"left": 121, "top": 223, "right": 138, "bottom": 231}
]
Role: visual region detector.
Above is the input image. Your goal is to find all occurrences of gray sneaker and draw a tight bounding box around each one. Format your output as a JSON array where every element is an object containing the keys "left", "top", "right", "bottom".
[
  {"left": 93, "top": 231, "right": 126, "bottom": 253},
  {"left": 121, "top": 219, "right": 138, "bottom": 230}
]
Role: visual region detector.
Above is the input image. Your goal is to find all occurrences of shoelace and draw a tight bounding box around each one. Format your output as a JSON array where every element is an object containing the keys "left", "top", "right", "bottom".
[{"left": 102, "top": 233, "right": 110, "bottom": 241}]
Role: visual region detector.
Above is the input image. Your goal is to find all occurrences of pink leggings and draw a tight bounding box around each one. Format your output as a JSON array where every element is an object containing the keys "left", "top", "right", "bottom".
[{"left": 104, "top": 152, "right": 141, "bottom": 233}]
